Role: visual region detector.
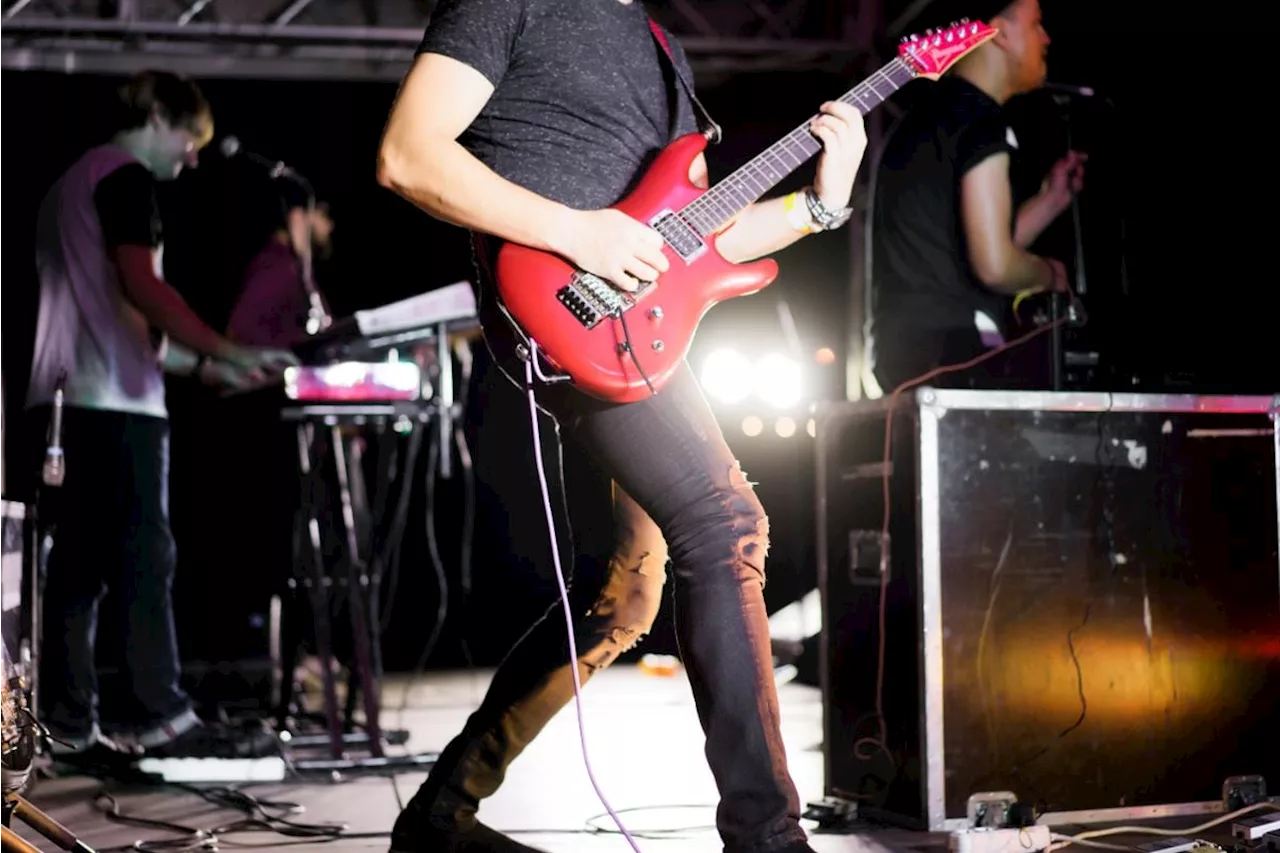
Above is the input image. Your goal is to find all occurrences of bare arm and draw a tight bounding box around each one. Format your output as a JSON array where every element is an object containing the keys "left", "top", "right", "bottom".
[
  {"left": 377, "top": 52, "right": 669, "bottom": 286},
  {"left": 705, "top": 99, "right": 867, "bottom": 264},
  {"left": 691, "top": 156, "right": 809, "bottom": 263},
  {"left": 1013, "top": 191, "right": 1063, "bottom": 248},
  {"left": 1014, "top": 150, "right": 1086, "bottom": 248},
  {"left": 114, "top": 247, "right": 298, "bottom": 373},
  {"left": 960, "top": 154, "right": 1057, "bottom": 295},
  {"left": 377, "top": 53, "right": 576, "bottom": 254},
  {"left": 161, "top": 341, "right": 201, "bottom": 376}
]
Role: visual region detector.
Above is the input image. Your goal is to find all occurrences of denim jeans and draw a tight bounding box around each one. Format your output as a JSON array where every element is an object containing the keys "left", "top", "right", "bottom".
[
  {"left": 403, "top": 268, "right": 809, "bottom": 852},
  {"left": 24, "top": 405, "right": 193, "bottom": 744}
]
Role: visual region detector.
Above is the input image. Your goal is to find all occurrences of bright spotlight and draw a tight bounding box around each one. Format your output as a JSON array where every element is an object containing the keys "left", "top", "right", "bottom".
[
  {"left": 775, "top": 417, "right": 796, "bottom": 438},
  {"left": 806, "top": 418, "right": 817, "bottom": 438},
  {"left": 742, "top": 415, "right": 764, "bottom": 436},
  {"left": 754, "top": 353, "right": 803, "bottom": 409},
  {"left": 701, "top": 348, "right": 754, "bottom": 404}
]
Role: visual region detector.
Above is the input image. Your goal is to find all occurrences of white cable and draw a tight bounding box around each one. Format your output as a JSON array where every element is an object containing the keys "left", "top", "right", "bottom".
[
  {"left": 524, "top": 345, "right": 641, "bottom": 852},
  {"left": 1046, "top": 802, "right": 1279, "bottom": 852}
]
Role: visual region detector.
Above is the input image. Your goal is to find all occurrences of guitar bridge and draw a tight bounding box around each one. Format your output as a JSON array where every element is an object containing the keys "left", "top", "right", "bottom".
[{"left": 557, "top": 271, "right": 648, "bottom": 329}]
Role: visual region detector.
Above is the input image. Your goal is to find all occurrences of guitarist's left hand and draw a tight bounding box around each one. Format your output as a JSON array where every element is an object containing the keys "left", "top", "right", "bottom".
[{"left": 810, "top": 101, "right": 868, "bottom": 211}]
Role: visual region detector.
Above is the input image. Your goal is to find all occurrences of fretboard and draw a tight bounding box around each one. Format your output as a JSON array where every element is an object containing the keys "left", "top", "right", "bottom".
[{"left": 680, "top": 57, "right": 917, "bottom": 236}]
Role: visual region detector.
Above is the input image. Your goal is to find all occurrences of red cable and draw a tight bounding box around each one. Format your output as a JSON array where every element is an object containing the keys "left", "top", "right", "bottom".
[{"left": 853, "top": 301, "right": 1071, "bottom": 767}]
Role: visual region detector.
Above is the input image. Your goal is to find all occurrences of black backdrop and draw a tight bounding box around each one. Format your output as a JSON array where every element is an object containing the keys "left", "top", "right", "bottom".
[{"left": 2, "top": 1, "right": 1273, "bottom": 705}]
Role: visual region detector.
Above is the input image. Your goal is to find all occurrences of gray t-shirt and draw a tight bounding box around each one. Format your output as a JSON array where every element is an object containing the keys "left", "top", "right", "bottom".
[
  {"left": 416, "top": 0, "right": 700, "bottom": 384},
  {"left": 27, "top": 145, "right": 169, "bottom": 418}
]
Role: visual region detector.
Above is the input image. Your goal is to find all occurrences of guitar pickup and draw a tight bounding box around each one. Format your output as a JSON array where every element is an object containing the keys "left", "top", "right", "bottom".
[{"left": 650, "top": 210, "right": 706, "bottom": 263}]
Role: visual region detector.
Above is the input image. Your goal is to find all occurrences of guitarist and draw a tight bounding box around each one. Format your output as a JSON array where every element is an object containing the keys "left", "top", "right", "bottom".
[
  {"left": 864, "top": 0, "right": 1085, "bottom": 394},
  {"left": 376, "top": 0, "right": 867, "bottom": 851}
]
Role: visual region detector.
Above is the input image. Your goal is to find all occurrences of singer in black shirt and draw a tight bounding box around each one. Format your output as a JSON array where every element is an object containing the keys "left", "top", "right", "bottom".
[{"left": 865, "top": 0, "right": 1084, "bottom": 393}]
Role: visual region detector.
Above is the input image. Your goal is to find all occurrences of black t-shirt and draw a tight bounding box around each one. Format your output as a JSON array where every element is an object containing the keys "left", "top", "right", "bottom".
[
  {"left": 866, "top": 76, "right": 1016, "bottom": 349},
  {"left": 94, "top": 162, "right": 162, "bottom": 249},
  {"left": 416, "top": 0, "right": 700, "bottom": 211}
]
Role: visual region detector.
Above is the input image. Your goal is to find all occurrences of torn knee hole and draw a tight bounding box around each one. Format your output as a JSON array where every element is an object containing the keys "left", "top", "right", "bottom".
[{"left": 612, "top": 548, "right": 669, "bottom": 577}]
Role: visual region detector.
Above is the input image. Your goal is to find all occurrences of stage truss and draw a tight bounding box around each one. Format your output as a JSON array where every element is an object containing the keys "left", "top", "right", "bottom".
[{"left": 0, "top": 0, "right": 941, "bottom": 83}]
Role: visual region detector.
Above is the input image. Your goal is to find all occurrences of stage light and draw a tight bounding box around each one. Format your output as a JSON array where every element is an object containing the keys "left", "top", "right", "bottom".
[
  {"left": 775, "top": 417, "right": 796, "bottom": 438},
  {"left": 701, "top": 348, "right": 754, "bottom": 404},
  {"left": 806, "top": 418, "right": 817, "bottom": 438},
  {"left": 814, "top": 346, "right": 836, "bottom": 365},
  {"left": 754, "top": 353, "right": 803, "bottom": 409},
  {"left": 742, "top": 415, "right": 764, "bottom": 436}
]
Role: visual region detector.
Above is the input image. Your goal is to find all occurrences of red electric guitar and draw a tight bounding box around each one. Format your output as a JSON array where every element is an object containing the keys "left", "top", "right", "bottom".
[{"left": 495, "top": 19, "right": 997, "bottom": 403}]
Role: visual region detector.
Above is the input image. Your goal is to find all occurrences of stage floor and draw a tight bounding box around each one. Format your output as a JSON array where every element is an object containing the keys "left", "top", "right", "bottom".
[{"left": 8, "top": 664, "right": 947, "bottom": 852}]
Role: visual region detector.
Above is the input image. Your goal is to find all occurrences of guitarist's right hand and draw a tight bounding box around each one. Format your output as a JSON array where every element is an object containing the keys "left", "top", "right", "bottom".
[{"left": 557, "top": 209, "right": 670, "bottom": 293}]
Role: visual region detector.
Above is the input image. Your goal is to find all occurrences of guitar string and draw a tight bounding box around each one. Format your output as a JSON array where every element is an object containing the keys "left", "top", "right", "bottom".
[
  {"left": 677, "top": 58, "right": 916, "bottom": 235},
  {"left": 615, "top": 57, "right": 910, "bottom": 392},
  {"left": 679, "top": 59, "right": 911, "bottom": 231}
]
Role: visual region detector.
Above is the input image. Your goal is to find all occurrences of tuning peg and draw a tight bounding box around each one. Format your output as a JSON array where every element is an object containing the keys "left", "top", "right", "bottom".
[{"left": 960, "top": 16, "right": 969, "bottom": 22}]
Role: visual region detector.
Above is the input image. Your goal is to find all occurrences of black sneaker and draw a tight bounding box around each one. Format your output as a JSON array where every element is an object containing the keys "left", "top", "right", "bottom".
[
  {"left": 145, "top": 721, "right": 280, "bottom": 759},
  {"left": 389, "top": 798, "right": 548, "bottom": 853},
  {"left": 48, "top": 730, "right": 143, "bottom": 774}
]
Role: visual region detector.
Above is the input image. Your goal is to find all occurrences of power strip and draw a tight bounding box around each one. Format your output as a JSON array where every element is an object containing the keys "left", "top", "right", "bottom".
[
  {"left": 1233, "top": 814, "right": 1280, "bottom": 842},
  {"left": 950, "top": 825, "right": 1052, "bottom": 853},
  {"left": 136, "top": 756, "right": 287, "bottom": 783}
]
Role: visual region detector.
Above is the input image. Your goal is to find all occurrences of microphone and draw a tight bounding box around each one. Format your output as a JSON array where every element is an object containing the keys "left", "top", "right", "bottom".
[
  {"left": 41, "top": 372, "right": 66, "bottom": 488},
  {"left": 1043, "top": 81, "right": 1096, "bottom": 98},
  {"left": 219, "top": 135, "right": 308, "bottom": 186},
  {"left": 1043, "top": 81, "right": 1117, "bottom": 110}
]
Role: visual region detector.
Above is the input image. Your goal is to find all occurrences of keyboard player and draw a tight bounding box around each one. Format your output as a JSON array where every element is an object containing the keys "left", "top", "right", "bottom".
[{"left": 226, "top": 191, "right": 335, "bottom": 349}]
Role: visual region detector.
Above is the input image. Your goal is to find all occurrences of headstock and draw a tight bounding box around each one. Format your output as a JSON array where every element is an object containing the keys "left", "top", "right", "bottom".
[{"left": 898, "top": 19, "right": 998, "bottom": 80}]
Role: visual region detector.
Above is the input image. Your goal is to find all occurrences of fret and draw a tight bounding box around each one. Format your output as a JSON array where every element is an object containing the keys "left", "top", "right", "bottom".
[{"left": 681, "top": 58, "right": 915, "bottom": 236}]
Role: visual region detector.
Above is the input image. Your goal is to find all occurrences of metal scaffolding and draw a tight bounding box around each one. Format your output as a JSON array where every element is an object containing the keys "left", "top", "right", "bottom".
[{"left": 1, "top": 0, "right": 873, "bottom": 81}]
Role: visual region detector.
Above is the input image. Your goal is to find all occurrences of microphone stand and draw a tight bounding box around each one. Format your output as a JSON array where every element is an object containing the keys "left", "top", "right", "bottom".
[
  {"left": 1056, "top": 97, "right": 1089, "bottom": 298},
  {"left": 1049, "top": 92, "right": 1090, "bottom": 390},
  {"left": 1, "top": 375, "right": 100, "bottom": 853}
]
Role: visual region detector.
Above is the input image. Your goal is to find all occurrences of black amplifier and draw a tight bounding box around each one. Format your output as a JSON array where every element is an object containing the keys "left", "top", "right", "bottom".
[{"left": 814, "top": 389, "right": 1280, "bottom": 830}]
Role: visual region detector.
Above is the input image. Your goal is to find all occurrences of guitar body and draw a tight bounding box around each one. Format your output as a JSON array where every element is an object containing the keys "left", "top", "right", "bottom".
[{"left": 495, "top": 133, "right": 779, "bottom": 404}]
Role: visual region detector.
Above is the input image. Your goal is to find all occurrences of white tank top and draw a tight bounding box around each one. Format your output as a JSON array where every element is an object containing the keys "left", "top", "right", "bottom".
[{"left": 27, "top": 145, "right": 168, "bottom": 419}]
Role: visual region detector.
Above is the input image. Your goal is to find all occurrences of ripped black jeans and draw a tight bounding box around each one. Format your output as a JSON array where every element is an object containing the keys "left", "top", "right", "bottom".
[{"left": 409, "top": 360, "right": 808, "bottom": 853}]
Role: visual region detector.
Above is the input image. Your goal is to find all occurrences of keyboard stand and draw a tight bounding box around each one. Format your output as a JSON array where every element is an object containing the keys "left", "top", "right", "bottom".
[{"left": 278, "top": 402, "right": 440, "bottom": 775}]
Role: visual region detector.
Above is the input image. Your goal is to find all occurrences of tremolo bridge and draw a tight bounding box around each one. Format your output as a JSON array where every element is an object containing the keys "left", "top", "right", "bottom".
[{"left": 555, "top": 209, "right": 704, "bottom": 329}]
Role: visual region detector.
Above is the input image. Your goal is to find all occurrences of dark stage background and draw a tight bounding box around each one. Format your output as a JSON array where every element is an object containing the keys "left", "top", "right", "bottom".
[{"left": 2, "top": 0, "right": 1273, "bottom": 713}]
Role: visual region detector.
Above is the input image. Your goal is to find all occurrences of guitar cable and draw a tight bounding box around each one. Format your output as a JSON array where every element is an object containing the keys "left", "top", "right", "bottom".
[
  {"left": 523, "top": 342, "right": 644, "bottom": 852},
  {"left": 615, "top": 308, "right": 659, "bottom": 397},
  {"left": 855, "top": 293, "right": 1076, "bottom": 781}
]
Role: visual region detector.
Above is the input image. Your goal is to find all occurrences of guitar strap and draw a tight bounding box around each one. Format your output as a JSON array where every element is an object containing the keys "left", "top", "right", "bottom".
[{"left": 646, "top": 17, "right": 722, "bottom": 145}]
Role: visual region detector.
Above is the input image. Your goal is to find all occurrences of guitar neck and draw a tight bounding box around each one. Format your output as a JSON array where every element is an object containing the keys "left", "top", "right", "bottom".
[{"left": 680, "top": 57, "right": 917, "bottom": 236}]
